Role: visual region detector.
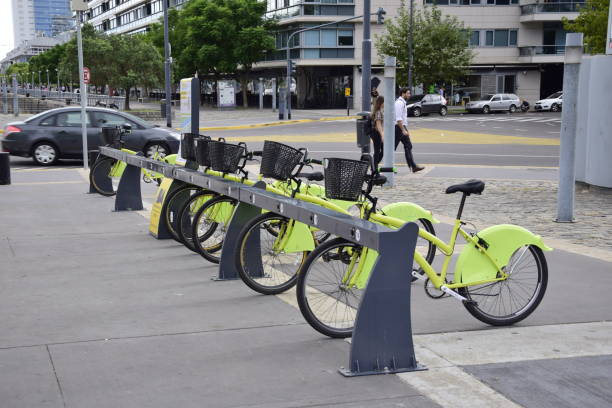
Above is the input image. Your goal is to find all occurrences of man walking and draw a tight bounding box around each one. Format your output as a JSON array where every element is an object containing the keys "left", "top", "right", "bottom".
[{"left": 395, "top": 87, "right": 424, "bottom": 173}]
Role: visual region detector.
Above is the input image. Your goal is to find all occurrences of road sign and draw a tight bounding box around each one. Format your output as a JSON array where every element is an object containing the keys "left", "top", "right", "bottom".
[
  {"left": 345, "top": 87, "right": 351, "bottom": 97},
  {"left": 83, "top": 67, "right": 90, "bottom": 84}
]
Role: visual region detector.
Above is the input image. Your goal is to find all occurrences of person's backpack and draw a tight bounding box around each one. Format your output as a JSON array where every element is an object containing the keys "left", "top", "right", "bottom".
[{"left": 365, "top": 114, "right": 374, "bottom": 138}]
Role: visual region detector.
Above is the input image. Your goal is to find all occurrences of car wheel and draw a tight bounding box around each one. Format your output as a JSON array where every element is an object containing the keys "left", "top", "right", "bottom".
[
  {"left": 439, "top": 106, "right": 448, "bottom": 116},
  {"left": 482, "top": 106, "right": 490, "bottom": 114},
  {"left": 551, "top": 104, "right": 559, "bottom": 112},
  {"left": 145, "top": 143, "right": 169, "bottom": 159},
  {"left": 413, "top": 107, "right": 422, "bottom": 117},
  {"left": 32, "top": 142, "right": 59, "bottom": 166},
  {"left": 509, "top": 104, "right": 517, "bottom": 113}
]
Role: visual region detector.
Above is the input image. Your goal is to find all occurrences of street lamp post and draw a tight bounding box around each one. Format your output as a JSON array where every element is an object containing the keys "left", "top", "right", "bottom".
[
  {"left": 407, "top": 0, "right": 414, "bottom": 91},
  {"left": 38, "top": 71, "right": 41, "bottom": 88},
  {"left": 31, "top": 72, "right": 34, "bottom": 89},
  {"left": 162, "top": 0, "right": 172, "bottom": 127},
  {"left": 46, "top": 69, "right": 50, "bottom": 90},
  {"left": 56, "top": 68, "right": 60, "bottom": 93}
]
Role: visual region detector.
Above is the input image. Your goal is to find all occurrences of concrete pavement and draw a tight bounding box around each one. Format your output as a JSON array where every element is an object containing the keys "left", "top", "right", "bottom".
[{"left": 1, "top": 159, "right": 611, "bottom": 407}]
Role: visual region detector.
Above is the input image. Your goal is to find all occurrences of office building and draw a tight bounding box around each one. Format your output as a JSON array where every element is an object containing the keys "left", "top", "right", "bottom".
[{"left": 11, "top": 0, "right": 73, "bottom": 45}]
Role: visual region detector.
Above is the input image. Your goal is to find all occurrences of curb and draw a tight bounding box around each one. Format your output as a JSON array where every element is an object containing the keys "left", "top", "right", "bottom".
[{"left": 199, "top": 115, "right": 360, "bottom": 131}]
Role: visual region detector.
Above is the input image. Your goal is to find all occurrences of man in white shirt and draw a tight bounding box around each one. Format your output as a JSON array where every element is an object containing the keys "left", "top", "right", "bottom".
[{"left": 394, "top": 87, "right": 424, "bottom": 173}]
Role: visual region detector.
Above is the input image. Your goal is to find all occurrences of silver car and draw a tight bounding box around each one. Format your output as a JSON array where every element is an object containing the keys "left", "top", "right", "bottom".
[{"left": 466, "top": 93, "right": 521, "bottom": 114}]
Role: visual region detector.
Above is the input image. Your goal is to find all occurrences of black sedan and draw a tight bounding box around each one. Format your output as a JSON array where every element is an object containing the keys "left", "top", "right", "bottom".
[{"left": 1, "top": 107, "right": 180, "bottom": 165}]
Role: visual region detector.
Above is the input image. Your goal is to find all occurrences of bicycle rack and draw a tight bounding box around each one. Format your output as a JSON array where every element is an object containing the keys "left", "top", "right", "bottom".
[{"left": 99, "top": 146, "right": 425, "bottom": 377}]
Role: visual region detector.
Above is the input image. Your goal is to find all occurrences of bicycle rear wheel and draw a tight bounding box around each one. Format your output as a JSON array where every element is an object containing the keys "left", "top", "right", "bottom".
[
  {"left": 296, "top": 238, "right": 364, "bottom": 338},
  {"left": 89, "top": 157, "right": 118, "bottom": 196},
  {"left": 191, "top": 195, "right": 237, "bottom": 263},
  {"left": 458, "top": 245, "right": 548, "bottom": 326},
  {"left": 163, "top": 185, "right": 203, "bottom": 242},
  {"left": 177, "top": 189, "right": 217, "bottom": 252},
  {"left": 235, "top": 212, "right": 308, "bottom": 295}
]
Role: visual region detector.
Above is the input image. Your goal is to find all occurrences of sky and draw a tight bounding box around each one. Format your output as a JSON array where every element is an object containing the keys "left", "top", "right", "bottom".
[{"left": 0, "top": 0, "right": 15, "bottom": 60}]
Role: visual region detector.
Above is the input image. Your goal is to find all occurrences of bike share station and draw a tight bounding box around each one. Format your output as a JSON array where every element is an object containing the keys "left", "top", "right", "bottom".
[{"left": 91, "top": 76, "right": 426, "bottom": 377}]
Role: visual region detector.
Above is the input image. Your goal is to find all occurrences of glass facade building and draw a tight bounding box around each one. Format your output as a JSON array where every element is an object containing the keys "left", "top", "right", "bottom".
[{"left": 33, "top": 0, "right": 73, "bottom": 37}]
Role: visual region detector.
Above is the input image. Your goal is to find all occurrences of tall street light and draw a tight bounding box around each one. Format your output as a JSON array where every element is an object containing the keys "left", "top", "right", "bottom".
[
  {"left": 71, "top": 0, "right": 89, "bottom": 171},
  {"left": 46, "top": 69, "right": 50, "bottom": 90},
  {"left": 162, "top": 0, "right": 172, "bottom": 127},
  {"left": 56, "top": 68, "right": 60, "bottom": 92},
  {"left": 407, "top": 0, "right": 414, "bottom": 91},
  {"left": 38, "top": 71, "right": 41, "bottom": 88}
]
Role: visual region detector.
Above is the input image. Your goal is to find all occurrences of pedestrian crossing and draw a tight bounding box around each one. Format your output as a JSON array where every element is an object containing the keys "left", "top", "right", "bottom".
[{"left": 412, "top": 115, "right": 561, "bottom": 124}]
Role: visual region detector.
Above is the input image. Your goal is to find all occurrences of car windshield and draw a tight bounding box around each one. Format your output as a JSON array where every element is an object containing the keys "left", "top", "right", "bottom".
[
  {"left": 483, "top": 94, "right": 495, "bottom": 101},
  {"left": 546, "top": 92, "right": 562, "bottom": 99},
  {"left": 407, "top": 95, "right": 424, "bottom": 103}
]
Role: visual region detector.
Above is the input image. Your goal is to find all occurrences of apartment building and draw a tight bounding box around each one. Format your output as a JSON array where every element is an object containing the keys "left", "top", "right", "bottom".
[
  {"left": 83, "top": 0, "right": 187, "bottom": 35},
  {"left": 11, "top": 0, "right": 73, "bottom": 46},
  {"left": 254, "top": 0, "right": 581, "bottom": 107}
]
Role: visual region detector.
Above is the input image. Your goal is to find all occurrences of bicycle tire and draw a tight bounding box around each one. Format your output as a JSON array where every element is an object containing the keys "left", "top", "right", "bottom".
[
  {"left": 163, "top": 185, "right": 203, "bottom": 242},
  {"left": 89, "top": 157, "right": 117, "bottom": 196},
  {"left": 177, "top": 189, "right": 217, "bottom": 252},
  {"left": 458, "top": 245, "right": 548, "bottom": 326},
  {"left": 296, "top": 237, "right": 364, "bottom": 338},
  {"left": 191, "top": 195, "right": 237, "bottom": 263},
  {"left": 235, "top": 212, "right": 308, "bottom": 295}
]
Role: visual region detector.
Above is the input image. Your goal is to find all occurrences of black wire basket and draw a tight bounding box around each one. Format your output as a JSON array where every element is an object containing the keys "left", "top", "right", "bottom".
[
  {"left": 101, "top": 127, "right": 122, "bottom": 148},
  {"left": 209, "top": 141, "right": 246, "bottom": 173},
  {"left": 260, "top": 141, "right": 304, "bottom": 181},
  {"left": 323, "top": 158, "right": 369, "bottom": 201},
  {"left": 195, "top": 136, "right": 214, "bottom": 167},
  {"left": 181, "top": 133, "right": 200, "bottom": 161}
]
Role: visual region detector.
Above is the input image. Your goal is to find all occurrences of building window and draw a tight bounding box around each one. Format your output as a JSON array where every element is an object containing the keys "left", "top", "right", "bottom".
[
  {"left": 338, "top": 30, "right": 353, "bottom": 46},
  {"left": 485, "top": 30, "right": 493, "bottom": 46},
  {"left": 494, "top": 29, "right": 508, "bottom": 46},
  {"left": 321, "top": 30, "right": 337, "bottom": 47},
  {"left": 303, "top": 49, "right": 319, "bottom": 58},
  {"left": 469, "top": 31, "right": 480, "bottom": 46},
  {"left": 304, "top": 31, "right": 319, "bottom": 46},
  {"left": 509, "top": 30, "right": 517, "bottom": 46}
]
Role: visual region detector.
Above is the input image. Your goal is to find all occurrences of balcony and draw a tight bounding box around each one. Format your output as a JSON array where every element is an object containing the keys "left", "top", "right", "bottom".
[
  {"left": 520, "top": 2, "right": 582, "bottom": 22},
  {"left": 518, "top": 45, "right": 566, "bottom": 62}
]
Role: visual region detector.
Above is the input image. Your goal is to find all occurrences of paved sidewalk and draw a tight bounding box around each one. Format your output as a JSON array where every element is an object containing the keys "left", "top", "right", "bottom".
[{"left": 0, "top": 165, "right": 611, "bottom": 407}]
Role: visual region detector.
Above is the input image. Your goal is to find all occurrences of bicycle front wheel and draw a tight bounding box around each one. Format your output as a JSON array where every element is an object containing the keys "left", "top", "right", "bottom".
[
  {"left": 89, "top": 157, "right": 118, "bottom": 196},
  {"left": 177, "top": 189, "right": 217, "bottom": 252},
  {"left": 163, "top": 186, "right": 203, "bottom": 242},
  {"left": 191, "top": 195, "right": 237, "bottom": 263},
  {"left": 296, "top": 238, "right": 365, "bottom": 338},
  {"left": 235, "top": 213, "right": 308, "bottom": 295},
  {"left": 458, "top": 245, "right": 548, "bottom": 326}
]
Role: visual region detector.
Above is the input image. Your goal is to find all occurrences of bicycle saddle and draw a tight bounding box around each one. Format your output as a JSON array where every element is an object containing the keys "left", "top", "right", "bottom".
[{"left": 445, "top": 179, "right": 485, "bottom": 195}]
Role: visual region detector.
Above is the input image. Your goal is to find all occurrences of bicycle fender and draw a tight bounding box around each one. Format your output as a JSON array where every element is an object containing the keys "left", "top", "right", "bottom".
[
  {"left": 164, "top": 154, "right": 178, "bottom": 165},
  {"left": 381, "top": 202, "right": 439, "bottom": 224},
  {"left": 281, "top": 221, "right": 315, "bottom": 253},
  {"left": 455, "top": 224, "right": 552, "bottom": 285},
  {"left": 209, "top": 201, "right": 235, "bottom": 224},
  {"left": 109, "top": 160, "right": 127, "bottom": 177}
]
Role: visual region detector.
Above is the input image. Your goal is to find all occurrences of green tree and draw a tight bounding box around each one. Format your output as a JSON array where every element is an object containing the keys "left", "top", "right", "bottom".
[
  {"left": 28, "top": 43, "right": 67, "bottom": 87},
  {"left": 6, "top": 62, "right": 30, "bottom": 78},
  {"left": 157, "top": 0, "right": 275, "bottom": 107},
  {"left": 106, "top": 34, "right": 163, "bottom": 110},
  {"left": 563, "top": 0, "right": 609, "bottom": 54},
  {"left": 376, "top": 4, "right": 473, "bottom": 91}
]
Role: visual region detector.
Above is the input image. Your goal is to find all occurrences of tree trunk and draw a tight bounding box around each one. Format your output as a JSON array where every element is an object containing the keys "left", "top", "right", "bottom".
[
  {"left": 124, "top": 87, "right": 131, "bottom": 111},
  {"left": 240, "top": 76, "right": 248, "bottom": 108}
]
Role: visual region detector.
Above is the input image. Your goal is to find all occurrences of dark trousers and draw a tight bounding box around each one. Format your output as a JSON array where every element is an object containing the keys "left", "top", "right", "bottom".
[
  {"left": 371, "top": 130, "right": 383, "bottom": 168},
  {"left": 394, "top": 125, "right": 418, "bottom": 170}
]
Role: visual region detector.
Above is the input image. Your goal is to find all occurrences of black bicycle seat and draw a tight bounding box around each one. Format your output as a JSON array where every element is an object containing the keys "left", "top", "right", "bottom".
[{"left": 445, "top": 179, "right": 485, "bottom": 195}]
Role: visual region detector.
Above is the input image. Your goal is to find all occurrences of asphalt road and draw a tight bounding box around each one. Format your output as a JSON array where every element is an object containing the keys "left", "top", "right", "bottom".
[{"left": 5, "top": 111, "right": 561, "bottom": 169}]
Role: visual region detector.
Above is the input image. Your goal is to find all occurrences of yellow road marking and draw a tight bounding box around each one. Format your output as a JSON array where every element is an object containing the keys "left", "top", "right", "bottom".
[
  {"left": 219, "top": 129, "right": 559, "bottom": 145},
  {"left": 199, "top": 116, "right": 359, "bottom": 131}
]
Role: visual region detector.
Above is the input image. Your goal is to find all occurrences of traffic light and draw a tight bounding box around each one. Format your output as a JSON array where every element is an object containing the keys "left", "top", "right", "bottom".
[
  {"left": 376, "top": 7, "right": 386, "bottom": 24},
  {"left": 290, "top": 60, "right": 297, "bottom": 76}
]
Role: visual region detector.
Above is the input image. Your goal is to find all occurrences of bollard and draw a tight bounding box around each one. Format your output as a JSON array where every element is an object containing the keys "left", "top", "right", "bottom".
[{"left": 0, "top": 152, "right": 10, "bottom": 185}]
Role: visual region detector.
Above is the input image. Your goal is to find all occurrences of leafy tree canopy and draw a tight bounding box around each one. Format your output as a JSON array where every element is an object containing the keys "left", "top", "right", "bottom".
[
  {"left": 376, "top": 5, "right": 473, "bottom": 90},
  {"left": 563, "top": 0, "right": 610, "bottom": 54}
]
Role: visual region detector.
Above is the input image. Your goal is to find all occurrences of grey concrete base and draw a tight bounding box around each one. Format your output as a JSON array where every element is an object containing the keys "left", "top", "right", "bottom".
[{"left": 463, "top": 355, "right": 612, "bottom": 408}]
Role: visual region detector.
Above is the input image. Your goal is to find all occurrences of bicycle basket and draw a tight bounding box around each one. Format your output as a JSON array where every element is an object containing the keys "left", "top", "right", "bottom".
[
  {"left": 195, "top": 136, "right": 214, "bottom": 167},
  {"left": 209, "top": 141, "right": 246, "bottom": 173},
  {"left": 260, "top": 140, "right": 304, "bottom": 181},
  {"left": 101, "top": 127, "right": 122, "bottom": 148},
  {"left": 181, "top": 133, "right": 200, "bottom": 161},
  {"left": 323, "top": 158, "right": 369, "bottom": 201}
]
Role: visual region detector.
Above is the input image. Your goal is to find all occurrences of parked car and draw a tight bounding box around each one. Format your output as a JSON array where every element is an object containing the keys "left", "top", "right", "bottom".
[
  {"left": 1, "top": 107, "right": 180, "bottom": 166},
  {"left": 407, "top": 94, "right": 447, "bottom": 117},
  {"left": 534, "top": 92, "right": 562, "bottom": 112},
  {"left": 465, "top": 93, "right": 521, "bottom": 114}
]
